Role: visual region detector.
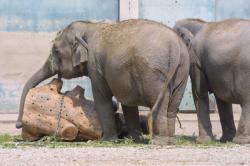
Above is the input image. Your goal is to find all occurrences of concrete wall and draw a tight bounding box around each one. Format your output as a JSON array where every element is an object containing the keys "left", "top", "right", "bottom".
[
  {"left": 140, "top": 0, "right": 215, "bottom": 26},
  {"left": 0, "top": 0, "right": 118, "bottom": 31},
  {"left": 215, "top": 0, "right": 250, "bottom": 20},
  {"left": 1, "top": 0, "right": 250, "bottom": 113},
  {"left": 0, "top": 0, "right": 119, "bottom": 113},
  {"left": 139, "top": 0, "right": 250, "bottom": 25}
]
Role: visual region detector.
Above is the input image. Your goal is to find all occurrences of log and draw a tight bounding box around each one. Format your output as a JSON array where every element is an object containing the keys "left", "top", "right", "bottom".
[
  {"left": 22, "top": 78, "right": 101, "bottom": 141},
  {"left": 22, "top": 111, "right": 78, "bottom": 141}
]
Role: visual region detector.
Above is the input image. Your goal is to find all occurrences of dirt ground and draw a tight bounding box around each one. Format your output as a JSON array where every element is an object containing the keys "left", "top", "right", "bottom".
[
  {"left": 1, "top": 145, "right": 250, "bottom": 166},
  {"left": 1, "top": 108, "right": 250, "bottom": 166}
]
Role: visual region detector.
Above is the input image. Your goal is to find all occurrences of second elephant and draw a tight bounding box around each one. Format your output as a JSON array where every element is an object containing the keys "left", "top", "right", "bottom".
[{"left": 175, "top": 18, "right": 250, "bottom": 144}]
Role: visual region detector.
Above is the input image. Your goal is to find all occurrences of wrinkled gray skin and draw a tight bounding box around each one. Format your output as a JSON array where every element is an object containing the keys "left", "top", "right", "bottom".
[
  {"left": 174, "top": 18, "right": 250, "bottom": 144},
  {"left": 16, "top": 19, "right": 189, "bottom": 144}
]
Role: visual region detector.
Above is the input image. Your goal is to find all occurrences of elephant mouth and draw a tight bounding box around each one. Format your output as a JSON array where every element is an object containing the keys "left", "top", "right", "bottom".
[
  {"left": 57, "top": 72, "right": 62, "bottom": 79},
  {"left": 60, "top": 72, "right": 84, "bottom": 80}
]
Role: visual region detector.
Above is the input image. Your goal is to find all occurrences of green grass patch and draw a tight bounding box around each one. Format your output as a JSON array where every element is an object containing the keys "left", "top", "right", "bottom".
[
  {"left": 175, "top": 135, "right": 235, "bottom": 148},
  {"left": 0, "top": 135, "right": 148, "bottom": 148},
  {"left": 0, "top": 134, "right": 236, "bottom": 149}
]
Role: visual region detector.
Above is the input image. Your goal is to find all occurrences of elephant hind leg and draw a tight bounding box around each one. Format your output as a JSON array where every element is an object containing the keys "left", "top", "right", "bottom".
[
  {"left": 215, "top": 97, "right": 236, "bottom": 142},
  {"left": 233, "top": 103, "right": 250, "bottom": 144},
  {"left": 152, "top": 75, "right": 188, "bottom": 145},
  {"left": 150, "top": 89, "right": 172, "bottom": 145},
  {"left": 121, "top": 105, "right": 143, "bottom": 141}
]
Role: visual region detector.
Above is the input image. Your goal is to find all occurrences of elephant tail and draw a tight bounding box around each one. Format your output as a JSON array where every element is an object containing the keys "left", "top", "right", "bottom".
[{"left": 148, "top": 42, "right": 181, "bottom": 136}]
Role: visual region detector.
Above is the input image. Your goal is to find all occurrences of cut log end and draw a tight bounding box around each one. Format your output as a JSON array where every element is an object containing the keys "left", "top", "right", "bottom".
[{"left": 60, "top": 126, "right": 78, "bottom": 141}]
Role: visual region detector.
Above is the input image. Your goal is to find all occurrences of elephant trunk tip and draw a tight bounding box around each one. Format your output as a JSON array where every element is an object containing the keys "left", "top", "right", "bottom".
[{"left": 16, "top": 121, "right": 23, "bottom": 129}]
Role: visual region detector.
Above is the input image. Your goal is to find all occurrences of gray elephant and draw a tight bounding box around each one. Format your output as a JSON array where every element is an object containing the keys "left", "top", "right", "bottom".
[
  {"left": 174, "top": 18, "right": 250, "bottom": 144},
  {"left": 16, "top": 19, "right": 190, "bottom": 144}
]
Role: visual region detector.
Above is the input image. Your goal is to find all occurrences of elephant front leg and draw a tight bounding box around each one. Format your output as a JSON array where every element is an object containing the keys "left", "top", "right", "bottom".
[
  {"left": 190, "top": 65, "right": 214, "bottom": 143},
  {"left": 233, "top": 104, "right": 250, "bottom": 144},
  {"left": 121, "top": 105, "right": 142, "bottom": 141},
  {"left": 216, "top": 97, "right": 236, "bottom": 142},
  {"left": 92, "top": 83, "right": 118, "bottom": 141},
  {"left": 194, "top": 94, "right": 214, "bottom": 143}
]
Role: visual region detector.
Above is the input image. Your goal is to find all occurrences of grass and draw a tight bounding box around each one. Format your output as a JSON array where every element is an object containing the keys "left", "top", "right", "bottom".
[
  {"left": 0, "top": 134, "right": 145, "bottom": 148},
  {"left": 0, "top": 134, "right": 236, "bottom": 149},
  {"left": 175, "top": 135, "right": 235, "bottom": 148}
]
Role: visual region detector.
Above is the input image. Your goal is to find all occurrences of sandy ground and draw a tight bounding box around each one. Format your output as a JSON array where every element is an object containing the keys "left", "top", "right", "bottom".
[
  {"left": 1, "top": 110, "right": 249, "bottom": 166},
  {"left": 1, "top": 146, "right": 250, "bottom": 166}
]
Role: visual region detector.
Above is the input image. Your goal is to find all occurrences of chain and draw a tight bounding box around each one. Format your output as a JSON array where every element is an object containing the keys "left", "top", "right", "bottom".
[{"left": 54, "top": 94, "right": 65, "bottom": 138}]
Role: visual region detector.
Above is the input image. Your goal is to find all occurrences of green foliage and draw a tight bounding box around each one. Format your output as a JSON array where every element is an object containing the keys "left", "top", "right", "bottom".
[
  {"left": 0, "top": 134, "right": 13, "bottom": 142},
  {"left": 48, "top": 51, "right": 57, "bottom": 73},
  {"left": 0, "top": 134, "right": 22, "bottom": 148}
]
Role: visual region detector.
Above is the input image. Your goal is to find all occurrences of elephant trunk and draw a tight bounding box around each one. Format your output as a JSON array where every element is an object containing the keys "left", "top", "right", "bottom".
[{"left": 16, "top": 60, "right": 58, "bottom": 128}]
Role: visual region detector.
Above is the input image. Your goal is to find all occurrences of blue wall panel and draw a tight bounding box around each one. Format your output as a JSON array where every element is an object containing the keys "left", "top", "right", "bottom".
[
  {"left": 215, "top": 0, "right": 250, "bottom": 21},
  {"left": 139, "top": 0, "right": 215, "bottom": 27},
  {"left": 0, "top": 0, "right": 119, "bottom": 32}
]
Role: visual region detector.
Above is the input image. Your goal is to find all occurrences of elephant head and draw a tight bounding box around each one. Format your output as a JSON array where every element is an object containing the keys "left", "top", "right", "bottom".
[
  {"left": 174, "top": 26, "right": 200, "bottom": 63},
  {"left": 174, "top": 18, "right": 206, "bottom": 36},
  {"left": 16, "top": 22, "right": 90, "bottom": 128},
  {"left": 174, "top": 26, "right": 193, "bottom": 48}
]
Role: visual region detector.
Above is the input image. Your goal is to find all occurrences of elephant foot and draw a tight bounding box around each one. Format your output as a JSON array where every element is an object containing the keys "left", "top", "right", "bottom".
[
  {"left": 152, "top": 136, "right": 175, "bottom": 145},
  {"left": 233, "top": 136, "right": 250, "bottom": 144},
  {"left": 16, "top": 121, "right": 23, "bottom": 129},
  {"left": 220, "top": 134, "right": 235, "bottom": 143},
  {"left": 196, "top": 135, "right": 213, "bottom": 144}
]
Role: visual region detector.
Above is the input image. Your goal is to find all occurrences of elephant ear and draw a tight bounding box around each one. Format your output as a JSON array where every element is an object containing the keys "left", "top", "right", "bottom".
[{"left": 72, "top": 36, "right": 88, "bottom": 67}]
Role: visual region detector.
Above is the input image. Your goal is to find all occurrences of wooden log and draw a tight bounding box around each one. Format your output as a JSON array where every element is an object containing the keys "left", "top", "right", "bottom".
[
  {"left": 22, "top": 78, "right": 101, "bottom": 141},
  {"left": 22, "top": 111, "right": 78, "bottom": 141}
]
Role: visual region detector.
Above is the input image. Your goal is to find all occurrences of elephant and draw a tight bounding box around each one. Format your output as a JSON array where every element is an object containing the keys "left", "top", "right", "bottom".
[
  {"left": 16, "top": 19, "right": 190, "bottom": 144},
  {"left": 174, "top": 18, "right": 250, "bottom": 144}
]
